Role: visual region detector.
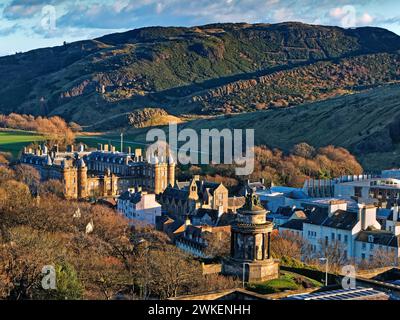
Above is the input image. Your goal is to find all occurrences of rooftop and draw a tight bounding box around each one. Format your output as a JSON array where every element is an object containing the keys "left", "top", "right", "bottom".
[
  {"left": 285, "top": 287, "right": 388, "bottom": 300},
  {"left": 356, "top": 230, "right": 400, "bottom": 248}
]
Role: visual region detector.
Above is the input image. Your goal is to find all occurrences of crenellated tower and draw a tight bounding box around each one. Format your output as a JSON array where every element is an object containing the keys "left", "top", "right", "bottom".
[
  {"left": 77, "top": 157, "right": 88, "bottom": 199},
  {"left": 167, "top": 153, "right": 176, "bottom": 187}
]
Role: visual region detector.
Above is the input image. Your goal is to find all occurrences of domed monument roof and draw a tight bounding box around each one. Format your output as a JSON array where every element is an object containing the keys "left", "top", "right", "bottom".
[
  {"left": 235, "top": 188, "right": 271, "bottom": 228},
  {"left": 240, "top": 188, "right": 267, "bottom": 213}
]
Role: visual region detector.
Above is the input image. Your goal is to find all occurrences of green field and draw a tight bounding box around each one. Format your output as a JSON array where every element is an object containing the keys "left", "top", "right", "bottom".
[
  {"left": 0, "top": 130, "right": 45, "bottom": 158},
  {"left": 0, "top": 130, "right": 148, "bottom": 159},
  {"left": 76, "top": 134, "right": 148, "bottom": 152}
]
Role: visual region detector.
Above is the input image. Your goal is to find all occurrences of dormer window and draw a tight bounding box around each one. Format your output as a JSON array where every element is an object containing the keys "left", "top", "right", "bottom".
[{"left": 368, "top": 235, "right": 374, "bottom": 243}]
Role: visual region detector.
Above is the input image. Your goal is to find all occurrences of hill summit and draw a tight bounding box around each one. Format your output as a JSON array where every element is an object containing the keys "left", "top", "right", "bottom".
[{"left": 0, "top": 22, "right": 400, "bottom": 125}]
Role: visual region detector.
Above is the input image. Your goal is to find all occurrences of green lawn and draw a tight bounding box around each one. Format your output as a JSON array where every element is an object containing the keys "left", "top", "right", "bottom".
[
  {"left": 76, "top": 134, "right": 150, "bottom": 152},
  {"left": 246, "top": 271, "right": 322, "bottom": 295},
  {"left": 0, "top": 130, "right": 147, "bottom": 159},
  {"left": 0, "top": 130, "right": 45, "bottom": 158}
]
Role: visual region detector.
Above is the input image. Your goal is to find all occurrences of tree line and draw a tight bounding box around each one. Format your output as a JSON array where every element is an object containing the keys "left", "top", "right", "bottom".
[
  {"left": 0, "top": 164, "right": 239, "bottom": 300},
  {"left": 183, "top": 143, "right": 363, "bottom": 190},
  {"left": 0, "top": 113, "right": 80, "bottom": 149}
]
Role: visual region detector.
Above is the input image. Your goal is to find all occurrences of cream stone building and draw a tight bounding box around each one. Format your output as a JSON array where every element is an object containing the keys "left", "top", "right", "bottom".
[{"left": 158, "top": 175, "right": 229, "bottom": 219}]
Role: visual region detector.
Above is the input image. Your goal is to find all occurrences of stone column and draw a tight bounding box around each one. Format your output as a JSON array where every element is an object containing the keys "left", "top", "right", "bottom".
[
  {"left": 230, "top": 231, "right": 235, "bottom": 257},
  {"left": 267, "top": 232, "right": 271, "bottom": 259},
  {"left": 253, "top": 234, "right": 257, "bottom": 261},
  {"left": 262, "top": 233, "right": 267, "bottom": 260}
]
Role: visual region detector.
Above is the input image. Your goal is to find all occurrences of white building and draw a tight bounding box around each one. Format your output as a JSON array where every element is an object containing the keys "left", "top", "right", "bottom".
[
  {"left": 117, "top": 188, "right": 161, "bottom": 226},
  {"left": 334, "top": 178, "right": 400, "bottom": 204},
  {"left": 280, "top": 200, "right": 400, "bottom": 263},
  {"left": 303, "top": 173, "right": 400, "bottom": 208}
]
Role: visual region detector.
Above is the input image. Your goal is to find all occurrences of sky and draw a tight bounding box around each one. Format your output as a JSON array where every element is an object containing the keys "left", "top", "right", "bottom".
[{"left": 0, "top": 0, "right": 400, "bottom": 56}]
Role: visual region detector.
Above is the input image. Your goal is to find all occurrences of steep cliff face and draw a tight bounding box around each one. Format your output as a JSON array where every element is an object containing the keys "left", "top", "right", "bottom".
[
  {"left": 189, "top": 53, "right": 400, "bottom": 114},
  {"left": 1, "top": 22, "right": 400, "bottom": 124}
]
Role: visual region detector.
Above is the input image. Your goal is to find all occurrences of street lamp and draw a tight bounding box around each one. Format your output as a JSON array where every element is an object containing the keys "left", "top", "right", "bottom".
[
  {"left": 242, "top": 263, "right": 250, "bottom": 289},
  {"left": 319, "top": 257, "right": 328, "bottom": 286}
]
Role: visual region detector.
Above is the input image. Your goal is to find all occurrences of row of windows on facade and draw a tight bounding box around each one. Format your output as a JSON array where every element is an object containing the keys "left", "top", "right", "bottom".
[
  {"left": 88, "top": 163, "right": 168, "bottom": 177},
  {"left": 308, "top": 231, "right": 349, "bottom": 243},
  {"left": 368, "top": 191, "right": 400, "bottom": 199},
  {"left": 318, "top": 235, "right": 396, "bottom": 254}
]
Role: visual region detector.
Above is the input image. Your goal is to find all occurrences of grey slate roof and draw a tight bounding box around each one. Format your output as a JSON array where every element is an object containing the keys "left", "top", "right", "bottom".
[
  {"left": 321, "top": 210, "right": 359, "bottom": 231},
  {"left": 162, "top": 186, "right": 190, "bottom": 200},
  {"left": 280, "top": 219, "right": 305, "bottom": 231},
  {"left": 119, "top": 191, "right": 142, "bottom": 204},
  {"left": 283, "top": 207, "right": 358, "bottom": 232},
  {"left": 356, "top": 230, "right": 400, "bottom": 248}
]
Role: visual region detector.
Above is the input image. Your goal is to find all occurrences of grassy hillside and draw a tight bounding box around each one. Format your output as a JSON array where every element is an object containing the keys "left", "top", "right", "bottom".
[
  {"left": 2, "top": 84, "right": 400, "bottom": 170},
  {"left": 91, "top": 84, "right": 400, "bottom": 171},
  {"left": 1, "top": 22, "right": 400, "bottom": 125},
  {"left": 182, "top": 84, "right": 400, "bottom": 170}
]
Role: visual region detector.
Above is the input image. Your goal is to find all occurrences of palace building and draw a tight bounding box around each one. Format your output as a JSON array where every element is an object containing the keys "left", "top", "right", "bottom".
[{"left": 19, "top": 143, "right": 175, "bottom": 199}]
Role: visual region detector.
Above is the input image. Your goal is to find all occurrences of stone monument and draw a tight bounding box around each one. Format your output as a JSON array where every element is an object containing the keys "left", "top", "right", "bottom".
[{"left": 222, "top": 188, "right": 279, "bottom": 282}]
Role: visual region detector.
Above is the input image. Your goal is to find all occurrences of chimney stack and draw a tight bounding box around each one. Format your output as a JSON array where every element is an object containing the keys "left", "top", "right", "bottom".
[
  {"left": 328, "top": 200, "right": 347, "bottom": 217},
  {"left": 393, "top": 205, "right": 399, "bottom": 222},
  {"left": 135, "top": 148, "right": 142, "bottom": 158},
  {"left": 185, "top": 215, "right": 191, "bottom": 227},
  {"left": 358, "top": 204, "right": 380, "bottom": 230}
]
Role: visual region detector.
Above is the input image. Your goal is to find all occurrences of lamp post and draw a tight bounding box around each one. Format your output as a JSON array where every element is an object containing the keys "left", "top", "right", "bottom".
[
  {"left": 242, "top": 262, "right": 250, "bottom": 289},
  {"left": 319, "top": 257, "right": 328, "bottom": 286}
]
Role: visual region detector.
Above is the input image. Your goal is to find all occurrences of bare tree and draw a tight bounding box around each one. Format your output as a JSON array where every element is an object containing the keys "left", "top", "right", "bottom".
[
  {"left": 272, "top": 231, "right": 309, "bottom": 261},
  {"left": 316, "top": 239, "right": 348, "bottom": 273},
  {"left": 203, "top": 229, "right": 231, "bottom": 258},
  {"left": 13, "top": 164, "right": 41, "bottom": 194},
  {"left": 359, "top": 247, "right": 398, "bottom": 270}
]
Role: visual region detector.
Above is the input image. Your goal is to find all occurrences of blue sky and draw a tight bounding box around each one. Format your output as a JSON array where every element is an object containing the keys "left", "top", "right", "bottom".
[{"left": 0, "top": 0, "right": 399, "bottom": 56}]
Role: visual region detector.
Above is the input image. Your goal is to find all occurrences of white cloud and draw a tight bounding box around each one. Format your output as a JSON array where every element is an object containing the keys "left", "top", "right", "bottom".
[
  {"left": 359, "top": 12, "right": 374, "bottom": 24},
  {"left": 156, "top": 2, "right": 164, "bottom": 14},
  {"left": 329, "top": 5, "right": 375, "bottom": 28}
]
